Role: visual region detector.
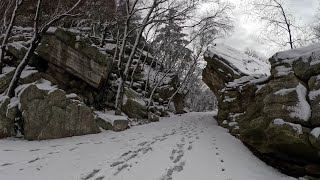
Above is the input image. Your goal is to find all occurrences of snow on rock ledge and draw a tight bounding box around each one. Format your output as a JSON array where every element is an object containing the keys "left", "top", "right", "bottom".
[
  {"left": 202, "top": 44, "right": 270, "bottom": 98},
  {"left": 204, "top": 44, "right": 270, "bottom": 76},
  {"left": 203, "top": 43, "right": 320, "bottom": 177},
  {"left": 95, "top": 111, "right": 129, "bottom": 132}
]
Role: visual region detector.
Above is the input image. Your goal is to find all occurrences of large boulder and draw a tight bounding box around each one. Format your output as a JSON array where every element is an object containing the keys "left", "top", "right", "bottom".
[
  {"left": 122, "top": 88, "right": 148, "bottom": 119},
  {"left": 95, "top": 112, "right": 129, "bottom": 132},
  {"left": 0, "top": 96, "right": 16, "bottom": 138},
  {"left": 202, "top": 44, "right": 270, "bottom": 99},
  {"left": 18, "top": 79, "right": 100, "bottom": 140},
  {"left": 0, "top": 67, "right": 15, "bottom": 93},
  {"left": 203, "top": 43, "right": 320, "bottom": 177},
  {"left": 36, "top": 28, "right": 113, "bottom": 88},
  {"left": 7, "top": 28, "right": 113, "bottom": 89}
]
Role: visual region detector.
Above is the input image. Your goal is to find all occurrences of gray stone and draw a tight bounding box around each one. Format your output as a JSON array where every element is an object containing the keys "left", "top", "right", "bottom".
[
  {"left": 308, "top": 75, "right": 320, "bottom": 126},
  {"left": 36, "top": 28, "right": 113, "bottom": 88},
  {"left": 148, "top": 112, "right": 159, "bottom": 122},
  {"left": 95, "top": 114, "right": 129, "bottom": 132},
  {"left": 0, "top": 96, "right": 15, "bottom": 138},
  {"left": 122, "top": 88, "right": 148, "bottom": 119},
  {"left": 0, "top": 67, "right": 15, "bottom": 94},
  {"left": 19, "top": 81, "right": 100, "bottom": 140}
]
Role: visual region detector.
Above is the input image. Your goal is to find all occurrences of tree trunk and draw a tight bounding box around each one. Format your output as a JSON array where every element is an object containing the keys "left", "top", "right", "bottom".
[{"left": 0, "top": 0, "right": 23, "bottom": 74}]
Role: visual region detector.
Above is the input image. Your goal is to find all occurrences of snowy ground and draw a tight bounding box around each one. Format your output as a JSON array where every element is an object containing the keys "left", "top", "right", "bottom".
[{"left": 0, "top": 112, "right": 296, "bottom": 180}]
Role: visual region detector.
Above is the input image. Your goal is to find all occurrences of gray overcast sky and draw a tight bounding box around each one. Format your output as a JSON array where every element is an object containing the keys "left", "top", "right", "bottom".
[{"left": 219, "top": 0, "right": 319, "bottom": 57}]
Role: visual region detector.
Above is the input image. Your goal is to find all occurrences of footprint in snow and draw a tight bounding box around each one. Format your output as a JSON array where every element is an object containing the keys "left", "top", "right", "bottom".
[
  {"left": 94, "top": 176, "right": 105, "bottom": 180},
  {"left": 28, "top": 158, "right": 40, "bottom": 163},
  {"left": 1, "top": 163, "right": 13, "bottom": 166},
  {"left": 81, "top": 169, "right": 101, "bottom": 180},
  {"left": 69, "top": 147, "right": 78, "bottom": 151},
  {"left": 3, "top": 149, "right": 14, "bottom": 152},
  {"left": 50, "top": 145, "right": 62, "bottom": 148},
  {"left": 47, "top": 151, "right": 60, "bottom": 155},
  {"left": 76, "top": 142, "right": 89, "bottom": 145},
  {"left": 29, "top": 149, "right": 41, "bottom": 152}
]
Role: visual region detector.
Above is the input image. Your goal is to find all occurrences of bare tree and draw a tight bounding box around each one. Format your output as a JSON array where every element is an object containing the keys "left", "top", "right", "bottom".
[
  {"left": 250, "top": 0, "right": 306, "bottom": 49},
  {"left": 313, "top": 7, "right": 320, "bottom": 41},
  {"left": 145, "top": 0, "right": 233, "bottom": 110},
  {"left": 115, "top": 0, "right": 172, "bottom": 115},
  {"left": 0, "top": 0, "right": 23, "bottom": 74},
  {"left": 6, "top": 0, "right": 82, "bottom": 98}
]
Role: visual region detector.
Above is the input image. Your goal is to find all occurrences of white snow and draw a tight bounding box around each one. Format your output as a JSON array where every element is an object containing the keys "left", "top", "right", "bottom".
[
  {"left": 274, "top": 66, "right": 292, "bottom": 77},
  {"left": 104, "top": 43, "right": 117, "bottom": 50},
  {"left": 0, "top": 67, "right": 16, "bottom": 79},
  {"left": 47, "top": 27, "right": 57, "bottom": 33},
  {"left": 274, "top": 88, "right": 296, "bottom": 96},
  {"left": 66, "top": 93, "right": 79, "bottom": 99},
  {"left": 311, "top": 128, "right": 320, "bottom": 138},
  {"left": 20, "top": 66, "right": 38, "bottom": 79},
  {"left": 273, "top": 119, "right": 303, "bottom": 135},
  {"left": 35, "top": 79, "right": 57, "bottom": 93},
  {"left": 256, "top": 84, "right": 266, "bottom": 93},
  {"left": 3, "top": 67, "right": 16, "bottom": 74},
  {"left": 205, "top": 44, "right": 271, "bottom": 76},
  {"left": 309, "top": 89, "right": 320, "bottom": 100},
  {"left": 8, "top": 41, "right": 26, "bottom": 51},
  {"left": 0, "top": 112, "right": 296, "bottom": 180},
  {"left": 228, "top": 122, "right": 238, "bottom": 127},
  {"left": 287, "top": 83, "right": 311, "bottom": 122},
  {"left": 223, "top": 97, "right": 236, "bottom": 102},
  {"left": 275, "top": 43, "right": 320, "bottom": 60},
  {"left": 95, "top": 111, "right": 128, "bottom": 125}
]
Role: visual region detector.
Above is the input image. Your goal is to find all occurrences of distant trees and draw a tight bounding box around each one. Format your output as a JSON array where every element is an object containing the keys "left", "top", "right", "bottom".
[
  {"left": 314, "top": 7, "right": 320, "bottom": 40},
  {"left": 244, "top": 47, "right": 269, "bottom": 64},
  {"left": 109, "top": 0, "right": 233, "bottom": 114}
]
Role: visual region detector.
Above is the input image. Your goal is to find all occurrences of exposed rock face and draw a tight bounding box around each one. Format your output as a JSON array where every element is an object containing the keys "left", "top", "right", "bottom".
[
  {"left": 18, "top": 80, "right": 101, "bottom": 140},
  {"left": 202, "top": 44, "right": 270, "bottom": 98},
  {"left": 0, "top": 96, "right": 16, "bottom": 138},
  {"left": 123, "top": 88, "right": 148, "bottom": 119},
  {"left": 0, "top": 67, "right": 16, "bottom": 93},
  {"left": 203, "top": 43, "right": 320, "bottom": 177},
  {"left": 95, "top": 112, "right": 129, "bottom": 132},
  {"left": 7, "top": 28, "right": 114, "bottom": 107},
  {"left": 36, "top": 28, "right": 113, "bottom": 88}
]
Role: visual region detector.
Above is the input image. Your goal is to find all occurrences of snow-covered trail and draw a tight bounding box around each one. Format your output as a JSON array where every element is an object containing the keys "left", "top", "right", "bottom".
[{"left": 0, "top": 112, "right": 296, "bottom": 180}]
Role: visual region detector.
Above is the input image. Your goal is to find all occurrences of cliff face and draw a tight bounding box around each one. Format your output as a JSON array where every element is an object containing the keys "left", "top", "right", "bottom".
[
  {"left": 0, "top": 27, "right": 182, "bottom": 140},
  {"left": 203, "top": 43, "right": 320, "bottom": 177}
]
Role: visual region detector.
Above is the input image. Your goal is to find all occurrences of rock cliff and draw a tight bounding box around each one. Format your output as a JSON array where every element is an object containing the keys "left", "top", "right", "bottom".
[
  {"left": 0, "top": 27, "right": 182, "bottom": 140},
  {"left": 203, "top": 43, "right": 320, "bottom": 177}
]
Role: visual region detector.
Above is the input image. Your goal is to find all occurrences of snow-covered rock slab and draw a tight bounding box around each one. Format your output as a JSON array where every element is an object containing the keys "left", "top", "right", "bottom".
[
  {"left": 205, "top": 44, "right": 270, "bottom": 76},
  {"left": 95, "top": 111, "right": 129, "bottom": 132},
  {"left": 202, "top": 43, "right": 270, "bottom": 98}
]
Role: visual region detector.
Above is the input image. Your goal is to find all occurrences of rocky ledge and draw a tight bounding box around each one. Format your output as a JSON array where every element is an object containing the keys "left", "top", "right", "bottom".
[{"left": 202, "top": 43, "right": 320, "bottom": 178}]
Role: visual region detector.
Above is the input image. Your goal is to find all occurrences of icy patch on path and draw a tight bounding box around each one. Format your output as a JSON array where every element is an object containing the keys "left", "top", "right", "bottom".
[{"left": 0, "top": 112, "right": 296, "bottom": 180}]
